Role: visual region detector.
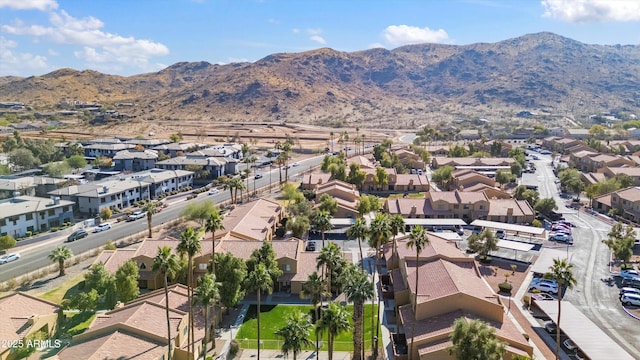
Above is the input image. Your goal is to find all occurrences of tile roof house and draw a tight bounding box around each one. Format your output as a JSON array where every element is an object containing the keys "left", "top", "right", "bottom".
[
  {"left": 384, "top": 234, "right": 533, "bottom": 360},
  {"left": 569, "top": 151, "right": 634, "bottom": 172},
  {"left": 300, "top": 172, "right": 333, "bottom": 190},
  {"left": 597, "top": 166, "right": 640, "bottom": 185},
  {"left": 431, "top": 157, "right": 515, "bottom": 169},
  {"left": 58, "top": 284, "right": 203, "bottom": 360},
  {"left": 0, "top": 292, "right": 61, "bottom": 360},
  {"left": 314, "top": 180, "right": 361, "bottom": 218},
  {"left": 592, "top": 186, "right": 640, "bottom": 223},
  {"left": 112, "top": 149, "right": 159, "bottom": 172},
  {"left": 452, "top": 169, "right": 498, "bottom": 190},
  {"left": 486, "top": 199, "right": 535, "bottom": 224},
  {"left": 385, "top": 191, "right": 489, "bottom": 223},
  {"left": 394, "top": 149, "right": 426, "bottom": 170},
  {"left": 581, "top": 172, "right": 608, "bottom": 186}
]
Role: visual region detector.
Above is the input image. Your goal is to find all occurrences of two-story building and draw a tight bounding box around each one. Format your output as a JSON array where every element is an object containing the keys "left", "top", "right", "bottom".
[
  {"left": 84, "top": 143, "right": 135, "bottom": 158},
  {"left": 112, "top": 149, "right": 158, "bottom": 172},
  {"left": 592, "top": 186, "right": 640, "bottom": 223},
  {"left": 597, "top": 167, "right": 640, "bottom": 186},
  {"left": 0, "top": 176, "right": 66, "bottom": 199},
  {"left": 394, "top": 149, "right": 426, "bottom": 170},
  {"left": 385, "top": 234, "right": 533, "bottom": 360},
  {"left": 314, "top": 180, "right": 360, "bottom": 218},
  {"left": 0, "top": 195, "right": 74, "bottom": 237},
  {"left": 156, "top": 153, "right": 238, "bottom": 183},
  {"left": 569, "top": 151, "right": 634, "bottom": 172}
]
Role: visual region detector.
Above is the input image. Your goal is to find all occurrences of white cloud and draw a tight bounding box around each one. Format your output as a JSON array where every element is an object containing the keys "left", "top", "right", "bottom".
[
  {"left": 0, "top": 0, "right": 58, "bottom": 11},
  {"left": 1, "top": 9, "right": 169, "bottom": 74},
  {"left": 542, "top": 0, "right": 640, "bottom": 23},
  {"left": 310, "top": 35, "right": 326, "bottom": 44},
  {"left": 267, "top": 18, "right": 279, "bottom": 24},
  {"left": 0, "top": 36, "right": 51, "bottom": 75},
  {"left": 47, "top": 48, "right": 58, "bottom": 56},
  {"left": 306, "top": 28, "right": 322, "bottom": 35},
  {"left": 292, "top": 28, "right": 300, "bottom": 34},
  {"left": 382, "top": 25, "right": 450, "bottom": 46},
  {"left": 368, "top": 42, "right": 386, "bottom": 49}
]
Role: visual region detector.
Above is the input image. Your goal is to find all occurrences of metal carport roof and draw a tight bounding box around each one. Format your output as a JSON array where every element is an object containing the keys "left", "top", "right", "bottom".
[
  {"left": 497, "top": 239, "right": 535, "bottom": 252},
  {"left": 471, "top": 220, "right": 546, "bottom": 236},
  {"left": 530, "top": 248, "right": 569, "bottom": 274},
  {"left": 535, "top": 301, "right": 635, "bottom": 360},
  {"left": 403, "top": 219, "right": 467, "bottom": 226}
]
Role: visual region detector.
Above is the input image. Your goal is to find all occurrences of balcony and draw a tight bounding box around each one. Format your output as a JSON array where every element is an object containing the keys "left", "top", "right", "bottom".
[{"left": 391, "top": 333, "right": 408, "bottom": 360}]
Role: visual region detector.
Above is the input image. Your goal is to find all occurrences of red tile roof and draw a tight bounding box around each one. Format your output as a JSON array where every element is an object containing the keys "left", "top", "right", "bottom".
[
  {"left": 0, "top": 292, "right": 60, "bottom": 344},
  {"left": 58, "top": 330, "right": 167, "bottom": 360}
]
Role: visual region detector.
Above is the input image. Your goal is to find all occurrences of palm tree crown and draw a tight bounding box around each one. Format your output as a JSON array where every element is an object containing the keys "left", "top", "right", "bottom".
[
  {"left": 545, "top": 258, "right": 577, "bottom": 360},
  {"left": 346, "top": 218, "right": 368, "bottom": 269},
  {"left": 275, "top": 310, "right": 314, "bottom": 360},
  {"left": 152, "top": 246, "right": 179, "bottom": 360},
  {"left": 205, "top": 211, "right": 224, "bottom": 273},
  {"left": 141, "top": 201, "right": 157, "bottom": 238},
  {"left": 312, "top": 210, "right": 333, "bottom": 247},
  {"left": 316, "top": 302, "right": 351, "bottom": 360},
  {"left": 49, "top": 246, "right": 73, "bottom": 277}
]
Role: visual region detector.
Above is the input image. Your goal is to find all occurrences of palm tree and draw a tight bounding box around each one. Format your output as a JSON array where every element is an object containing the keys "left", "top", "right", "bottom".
[
  {"left": 312, "top": 210, "right": 333, "bottom": 248},
  {"left": 178, "top": 227, "right": 202, "bottom": 358},
  {"left": 316, "top": 242, "right": 342, "bottom": 299},
  {"left": 205, "top": 211, "right": 224, "bottom": 273},
  {"left": 389, "top": 214, "right": 406, "bottom": 262},
  {"left": 234, "top": 177, "right": 246, "bottom": 204},
  {"left": 367, "top": 213, "right": 391, "bottom": 352},
  {"left": 153, "top": 246, "right": 179, "bottom": 360},
  {"left": 223, "top": 176, "right": 235, "bottom": 203},
  {"left": 244, "top": 263, "right": 274, "bottom": 360},
  {"left": 48, "top": 246, "right": 73, "bottom": 277},
  {"left": 275, "top": 310, "right": 314, "bottom": 360},
  {"left": 193, "top": 273, "right": 220, "bottom": 354},
  {"left": 467, "top": 229, "right": 499, "bottom": 263},
  {"left": 448, "top": 318, "right": 505, "bottom": 360},
  {"left": 316, "top": 302, "right": 351, "bottom": 360},
  {"left": 545, "top": 258, "right": 577, "bottom": 360},
  {"left": 282, "top": 142, "right": 292, "bottom": 181},
  {"left": 329, "top": 132, "right": 335, "bottom": 153},
  {"left": 406, "top": 225, "right": 429, "bottom": 358},
  {"left": 141, "top": 201, "right": 157, "bottom": 238},
  {"left": 275, "top": 141, "right": 283, "bottom": 184},
  {"left": 301, "top": 272, "right": 328, "bottom": 355},
  {"left": 346, "top": 217, "right": 368, "bottom": 270},
  {"left": 342, "top": 265, "right": 374, "bottom": 360}
]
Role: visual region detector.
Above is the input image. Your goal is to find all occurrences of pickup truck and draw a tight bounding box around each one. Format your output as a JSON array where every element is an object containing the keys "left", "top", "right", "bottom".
[{"left": 127, "top": 211, "right": 145, "bottom": 222}]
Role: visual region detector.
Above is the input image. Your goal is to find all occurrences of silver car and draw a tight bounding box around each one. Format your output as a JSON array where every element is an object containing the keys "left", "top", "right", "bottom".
[{"left": 0, "top": 253, "right": 21, "bottom": 264}]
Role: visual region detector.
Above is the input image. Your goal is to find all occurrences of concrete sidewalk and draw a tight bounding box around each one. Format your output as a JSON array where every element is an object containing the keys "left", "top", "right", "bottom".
[{"left": 237, "top": 349, "right": 352, "bottom": 360}]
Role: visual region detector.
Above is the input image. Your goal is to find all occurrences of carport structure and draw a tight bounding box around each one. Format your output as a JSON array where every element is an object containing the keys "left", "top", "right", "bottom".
[
  {"left": 471, "top": 220, "right": 546, "bottom": 241},
  {"left": 535, "top": 301, "right": 635, "bottom": 360},
  {"left": 403, "top": 218, "right": 467, "bottom": 229}
]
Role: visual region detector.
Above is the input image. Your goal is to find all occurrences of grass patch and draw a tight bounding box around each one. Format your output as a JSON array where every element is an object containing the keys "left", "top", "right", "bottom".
[
  {"left": 387, "top": 192, "right": 426, "bottom": 200},
  {"left": 57, "top": 311, "right": 96, "bottom": 338},
  {"left": 38, "top": 275, "right": 85, "bottom": 304},
  {"left": 236, "top": 304, "right": 380, "bottom": 351}
]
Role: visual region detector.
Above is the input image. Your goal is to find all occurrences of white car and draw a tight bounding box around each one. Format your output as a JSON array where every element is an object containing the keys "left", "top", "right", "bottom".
[
  {"left": 619, "top": 287, "right": 640, "bottom": 298},
  {"left": 94, "top": 223, "right": 112, "bottom": 233},
  {"left": 0, "top": 253, "right": 21, "bottom": 264},
  {"left": 291, "top": 162, "right": 300, "bottom": 167},
  {"left": 620, "top": 293, "right": 640, "bottom": 306},
  {"left": 563, "top": 339, "right": 578, "bottom": 351},
  {"left": 530, "top": 281, "right": 559, "bottom": 294},
  {"left": 208, "top": 188, "right": 219, "bottom": 195},
  {"left": 620, "top": 270, "right": 640, "bottom": 281}
]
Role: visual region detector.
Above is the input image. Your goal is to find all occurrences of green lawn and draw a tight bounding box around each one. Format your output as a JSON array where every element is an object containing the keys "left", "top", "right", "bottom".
[
  {"left": 39, "top": 274, "right": 85, "bottom": 304},
  {"left": 236, "top": 304, "right": 380, "bottom": 351},
  {"left": 58, "top": 311, "right": 96, "bottom": 338},
  {"left": 387, "top": 192, "right": 427, "bottom": 199}
]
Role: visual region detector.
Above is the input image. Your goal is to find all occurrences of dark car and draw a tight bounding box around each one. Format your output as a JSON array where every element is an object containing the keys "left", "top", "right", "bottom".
[
  {"left": 306, "top": 241, "right": 316, "bottom": 251},
  {"left": 67, "top": 229, "right": 88, "bottom": 242},
  {"left": 622, "top": 277, "right": 640, "bottom": 289}
]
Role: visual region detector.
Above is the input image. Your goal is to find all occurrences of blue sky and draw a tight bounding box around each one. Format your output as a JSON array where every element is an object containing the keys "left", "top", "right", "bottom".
[{"left": 1, "top": 0, "right": 640, "bottom": 77}]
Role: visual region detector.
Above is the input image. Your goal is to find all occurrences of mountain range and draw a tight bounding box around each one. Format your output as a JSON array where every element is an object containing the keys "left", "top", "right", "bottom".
[{"left": 1, "top": 32, "right": 640, "bottom": 127}]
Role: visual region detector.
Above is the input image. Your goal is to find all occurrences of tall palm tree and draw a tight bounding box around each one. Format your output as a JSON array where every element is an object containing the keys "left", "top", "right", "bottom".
[
  {"left": 301, "top": 272, "right": 329, "bottom": 355},
  {"left": 141, "top": 201, "right": 157, "bottom": 238},
  {"left": 316, "top": 242, "right": 342, "bottom": 299},
  {"left": 368, "top": 213, "right": 392, "bottom": 351},
  {"left": 234, "top": 177, "right": 246, "bottom": 204},
  {"left": 342, "top": 264, "right": 374, "bottom": 360},
  {"left": 329, "top": 132, "right": 334, "bottom": 153},
  {"left": 389, "top": 214, "right": 406, "bottom": 262},
  {"left": 282, "top": 141, "right": 292, "bottom": 181},
  {"left": 406, "top": 225, "right": 430, "bottom": 358},
  {"left": 205, "top": 211, "right": 224, "bottom": 274},
  {"left": 48, "top": 246, "right": 73, "bottom": 277},
  {"left": 245, "top": 263, "right": 274, "bottom": 360},
  {"left": 275, "top": 141, "right": 283, "bottom": 184},
  {"left": 153, "top": 246, "right": 179, "bottom": 360},
  {"left": 346, "top": 217, "right": 368, "bottom": 270},
  {"left": 178, "top": 227, "right": 202, "bottom": 358},
  {"left": 316, "top": 302, "right": 351, "bottom": 360},
  {"left": 193, "top": 273, "right": 220, "bottom": 354},
  {"left": 223, "top": 176, "right": 235, "bottom": 203},
  {"left": 275, "top": 310, "right": 314, "bottom": 360},
  {"left": 545, "top": 258, "right": 577, "bottom": 360},
  {"left": 312, "top": 210, "right": 333, "bottom": 248}
]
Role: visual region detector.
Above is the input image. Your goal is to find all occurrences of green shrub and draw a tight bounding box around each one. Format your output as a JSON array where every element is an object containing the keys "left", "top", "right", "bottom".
[
  {"left": 51, "top": 227, "right": 59, "bottom": 232},
  {"left": 229, "top": 340, "right": 239, "bottom": 356},
  {"left": 25, "top": 231, "right": 32, "bottom": 238},
  {"left": 498, "top": 282, "right": 512, "bottom": 293}
]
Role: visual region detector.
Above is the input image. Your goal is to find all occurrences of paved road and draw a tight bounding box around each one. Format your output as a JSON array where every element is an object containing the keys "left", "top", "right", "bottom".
[
  {"left": 0, "top": 155, "right": 326, "bottom": 284},
  {"left": 524, "top": 155, "right": 640, "bottom": 357}
]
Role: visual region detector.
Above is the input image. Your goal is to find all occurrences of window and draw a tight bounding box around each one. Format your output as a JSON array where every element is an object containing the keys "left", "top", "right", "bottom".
[
  {"left": 48, "top": 209, "right": 55, "bottom": 216},
  {"left": 199, "top": 263, "right": 207, "bottom": 271},
  {"left": 139, "top": 263, "right": 147, "bottom": 270},
  {"left": 453, "top": 205, "right": 459, "bottom": 209},
  {"left": 437, "top": 204, "right": 445, "bottom": 210},
  {"left": 479, "top": 205, "right": 485, "bottom": 210},
  {"left": 0, "top": 219, "right": 5, "bottom": 226},
  {"left": 284, "top": 264, "right": 291, "bottom": 272},
  {"left": 101, "top": 198, "right": 106, "bottom": 203},
  {"left": 463, "top": 204, "right": 469, "bottom": 210},
  {"left": 26, "top": 213, "right": 33, "bottom": 220}
]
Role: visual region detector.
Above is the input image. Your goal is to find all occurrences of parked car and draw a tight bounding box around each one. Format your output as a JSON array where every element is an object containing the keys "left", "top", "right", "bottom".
[
  {"left": 208, "top": 188, "right": 219, "bottom": 195},
  {"left": 93, "top": 223, "right": 112, "bottom": 233},
  {"left": 620, "top": 270, "right": 640, "bottom": 281},
  {"left": 530, "top": 281, "right": 559, "bottom": 294},
  {"left": 531, "top": 293, "right": 555, "bottom": 301},
  {"left": 622, "top": 277, "right": 640, "bottom": 289},
  {"left": 620, "top": 293, "right": 640, "bottom": 306},
  {"left": 619, "top": 287, "right": 640, "bottom": 298},
  {"left": 495, "top": 229, "right": 505, "bottom": 239},
  {"left": 531, "top": 278, "right": 558, "bottom": 286},
  {"left": 563, "top": 339, "right": 578, "bottom": 351},
  {"left": 127, "top": 211, "right": 145, "bottom": 222},
  {"left": 454, "top": 225, "right": 464, "bottom": 236},
  {"left": 0, "top": 253, "right": 20, "bottom": 264},
  {"left": 544, "top": 321, "right": 557, "bottom": 334},
  {"left": 306, "top": 241, "right": 316, "bottom": 251},
  {"left": 67, "top": 229, "right": 88, "bottom": 242},
  {"left": 549, "top": 234, "right": 573, "bottom": 244},
  {"left": 291, "top": 162, "right": 300, "bottom": 167}
]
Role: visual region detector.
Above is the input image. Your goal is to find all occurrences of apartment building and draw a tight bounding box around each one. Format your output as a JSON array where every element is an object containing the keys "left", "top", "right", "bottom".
[
  {"left": 0, "top": 195, "right": 74, "bottom": 237},
  {"left": 592, "top": 186, "right": 640, "bottom": 223},
  {"left": 569, "top": 150, "right": 634, "bottom": 172}
]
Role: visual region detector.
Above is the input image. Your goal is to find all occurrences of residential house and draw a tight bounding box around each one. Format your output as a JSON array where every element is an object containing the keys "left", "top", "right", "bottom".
[
  {"left": 314, "top": 180, "right": 360, "bottom": 218},
  {"left": 452, "top": 169, "right": 498, "bottom": 190},
  {"left": 459, "top": 129, "right": 480, "bottom": 140},
  {"left": 0, "top": 196, "right": 74, "bottom": 237},
  {"left": 152, "top": 142, "right": 200, "bottom": 157},
  {"left": 581, "top": 172, "right": 607, "bottom": 186},
  {"left": 0, "top": 292, "right": 61, "bottom": 360},
  {"left": 385, "top": 190, "right": 490, "bottom": 222},
  {"left": 57, "top": 285, "right": 201, "bottom": 360},
  {"left": 214, "top": 198, "right": 284, "bottom": 241},
  {"left": 471, "top": 140, "right": 512, "bottom": 157},
  {"left": 422, "top": 145, "right": 449, "bottom": 157},
  {"left": 48, "top": 169, "right": 193, "bottom": 217},
  {"left": 394, "top": 174, "right": 430, "bottom": 193},
  {"left": 542, "top": 137, "right": 592, "bottom": 154},
  {"left": 385, "top": 234, "right": 533, "bottom": 360},
  {"left": 394, "top": 149, "right": 426, "bottom": 170},
  {"left": 592, "top": 186, "right": 640, "bottom": 223},
  {"left": 569, "top": 151, "right": 634, "bottom": 172},
  {"left": 156, "top": 153, "right": 238, "bottom": 183},
  {"left": 597, "top": 167, "right": 640, "bottom": 185},
  {"left": 565, "top": 128, "right": 591, "bottom": 139},
  {"left": 84, "top": 143, "right": 135, "bottom": 158},
  {"left": 486, "top": 199, "right": 535, "bottom": 224},
  {"left": 431, "top": 157, "right": 514, "bottom": 170},
  {"left": 122, "top": 138, "right": 171, "bottom": 149},
  {"left": 113, "top": 149, "right": 159, "bottom": 172},
  {"left": 362, "top": 167, "right": 397, "bottom": 191},
  {"left": 301, "top": 172, "right": 332, "bottom": 191}
]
